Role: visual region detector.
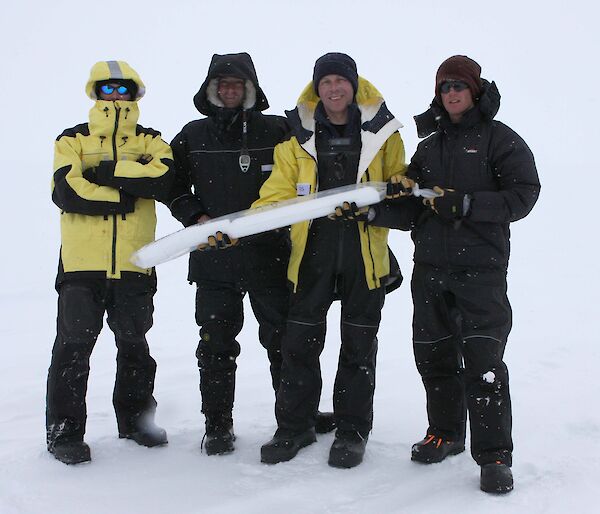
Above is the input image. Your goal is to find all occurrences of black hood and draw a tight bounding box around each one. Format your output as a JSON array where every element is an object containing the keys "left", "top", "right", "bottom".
[
  {"left": 414, "top": 79, "right": 501, "bottom": 138},
  {"left": 193, "top": 52, "right": 269, "bottom": 116}
]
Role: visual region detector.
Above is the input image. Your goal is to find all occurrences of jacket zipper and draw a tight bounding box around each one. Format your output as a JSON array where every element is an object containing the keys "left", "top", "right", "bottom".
[
  {"left": 111, "top": 106, "right": 121, "bottom": 276},
  {"left": 444, "top": 132, "right": 458, "bottom": 265}
]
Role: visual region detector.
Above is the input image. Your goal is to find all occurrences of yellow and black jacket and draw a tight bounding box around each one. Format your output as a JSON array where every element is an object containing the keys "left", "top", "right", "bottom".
[
  {"left": 52, "top": 61, "right": 174, "bottom": 284},
  {"left": 253, "top": 77, "right": 407, "bottom": 290}
]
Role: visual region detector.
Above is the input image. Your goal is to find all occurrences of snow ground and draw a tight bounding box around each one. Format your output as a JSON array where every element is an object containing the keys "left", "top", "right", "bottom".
[{"left": 1, "top": 1, "right": 599, "bottom": 513}]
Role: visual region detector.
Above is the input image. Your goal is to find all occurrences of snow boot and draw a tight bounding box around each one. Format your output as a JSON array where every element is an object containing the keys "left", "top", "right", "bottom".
[
  {"left": 49, "top": 441, "right": 91, "bottom": 465},
  {"left": 411, "top": 434, "right": 465, "bottom": 463},
  {"left": 203, "top": 417, "right": 235, "bottom": 455},
  {"left": 119, "top": 420, "right": 168, "bottom": 447},
  {"left": 328, "top": 430, "right": 368, "bottom": 469},
  {"left": 480, "top": 462, "right": 514, "bottom": 494},
  {"left": 261, "top": 427, "right": 316, "bottom": 464},
  {"left": 315, "top": 411, "right": 336, "bottom": 434}
]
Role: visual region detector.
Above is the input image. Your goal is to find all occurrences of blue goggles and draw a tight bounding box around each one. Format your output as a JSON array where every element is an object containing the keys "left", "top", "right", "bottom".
[{"left": 100, "top": 84, "right": 129, "bottom": 95}]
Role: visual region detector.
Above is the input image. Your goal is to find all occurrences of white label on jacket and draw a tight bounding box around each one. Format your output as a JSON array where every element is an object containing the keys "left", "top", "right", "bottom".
[
  {"left": 297, "top": 183, "right": 311, "bottom": 196},
  {"left": 261, "top": 164, "right": 273, "bottom": 172}
]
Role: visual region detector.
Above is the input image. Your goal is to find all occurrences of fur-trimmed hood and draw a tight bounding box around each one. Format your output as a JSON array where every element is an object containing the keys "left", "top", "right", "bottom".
[
  {"left": 85, "top": 60, "right": 146, "bottom": 101},
  {"left": 285, "top": 76, "right": 402, "bottom": 181},
  {"left": 193, "top": 52, "right": 269, "bottom": 116}
]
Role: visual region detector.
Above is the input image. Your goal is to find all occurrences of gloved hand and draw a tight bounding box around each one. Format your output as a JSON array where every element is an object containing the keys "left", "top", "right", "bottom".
[
  {"left": 386, "top": 174, "right": 416, "bottom": 199},
  {"left": 82, "top": 160, "right": 116, "bottom": 185},
  {"left": 197, "top": 231, "right": 239, "bottom": 251},
  {"left": 424, "top": 186, "right": 471, "bottom": 220},
  {"left": 328, "top": 201, "right": 372, "bottom": 222}
]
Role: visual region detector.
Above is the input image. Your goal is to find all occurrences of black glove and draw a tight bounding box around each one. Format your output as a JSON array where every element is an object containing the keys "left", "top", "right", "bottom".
[
  {"left": 328, "top": 201, "right": 372, "bottom": 222},
  {"left": 82, "top": 160, "right": 116, "bottom": 185},
  {"left": 424, "top": 186, "right": 471, "bottom": 220},
  {"left": 386, "top": 174, "right": 416, "bottom": 199},
  {"left": 197, "top": 231, "right": 239, "bottom": 251}
]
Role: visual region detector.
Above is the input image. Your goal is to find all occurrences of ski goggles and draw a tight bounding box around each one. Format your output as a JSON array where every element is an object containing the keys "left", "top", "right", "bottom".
[
  {"left": 100, "top": 84, "right": 129, "bottom": 95},
  {"left": 439, "top": 81, "right": 469, "bottom": 94}
]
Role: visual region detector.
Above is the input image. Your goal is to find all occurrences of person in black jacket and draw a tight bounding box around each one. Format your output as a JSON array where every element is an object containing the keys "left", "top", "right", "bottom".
[
  {"left": 380, "top": 55, "right": 540, "bottom": 493},
  {"left": 166, "top": 53, "right": 334, "bottom": 456}
]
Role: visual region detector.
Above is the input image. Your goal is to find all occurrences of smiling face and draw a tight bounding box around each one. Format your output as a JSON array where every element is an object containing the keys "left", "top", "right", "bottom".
[
  {"left": 440, "top": 81, "right": 474, "bottom": 123},
  {"left": 317, "top": 74, "right": 354, "bottom": 124},
  {"left": 217, "top": 77, "right": 245, "bottom": 109}
]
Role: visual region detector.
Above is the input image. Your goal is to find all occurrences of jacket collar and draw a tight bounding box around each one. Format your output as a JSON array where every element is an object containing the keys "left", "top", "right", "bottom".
[
  {"left": 88, "top": 100, "right": 139, "bottom": 137},
  {"left": 414, "top": 79, "right": 501, "bottom": 138},
  {"left": 286, "top": 76, "right": 402, "bottom": 182}
]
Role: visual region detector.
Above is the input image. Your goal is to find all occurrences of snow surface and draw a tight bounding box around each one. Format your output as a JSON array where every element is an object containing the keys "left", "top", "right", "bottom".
[{"left": 1, "top": 1, "right": 599, "bottom": 513}]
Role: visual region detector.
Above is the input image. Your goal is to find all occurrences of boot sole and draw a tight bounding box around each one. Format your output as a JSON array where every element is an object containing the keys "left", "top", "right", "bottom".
[
  {"left": 261, "top": 434, "right": 316, "bottom": 464},
  {"left": 119, "top": 433, "right": 168, "bottom": 448},
  {"left": 411, "top": 445, "right": 465, "bottom": 464}
]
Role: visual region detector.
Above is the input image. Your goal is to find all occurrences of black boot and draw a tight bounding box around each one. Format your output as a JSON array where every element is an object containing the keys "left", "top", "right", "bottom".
[
  {"left": 261, "top": 428, "right": 316, "bottom": 464},
  {"left": 480, "top": 462, "right": 514, "bottom": 493},
  {"left": 411, "top": 434, "right": 465, "bottom": 463},
  {"left": 119, "top": 419, "right": 168, "bottom": 447},
  {"left": 328, "top": 430, "right": 368, "bottom": 469},
  {"left": 315, "top": 411, "right": 336, "bottom": 434},
  {"left": 203, "top": 416, "right": 235, "bottom": 455},
  {"left": 48, "top": 441, "right": 91, "bottom": 465}
]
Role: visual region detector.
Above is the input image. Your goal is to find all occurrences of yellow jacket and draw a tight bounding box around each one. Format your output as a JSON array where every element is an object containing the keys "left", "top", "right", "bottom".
[
  {"left": 52, "top": 61, "right": 174, "bottom": 280},
  {"left": 253, "top": 77, "right": 407, "bottom": 290}
]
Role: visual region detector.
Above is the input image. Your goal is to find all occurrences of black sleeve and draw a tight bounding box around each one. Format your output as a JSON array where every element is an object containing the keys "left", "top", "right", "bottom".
[
  {"left": 164, "top": 131, "right": 205, "bottom": 226},
  {"left": 52, "top": 164, "right": 136, "bottom": 215},
  {"left": 469, "top": 123, "right": 540, "bottom": 224},
  {"left": 370, "top": 155, "right": 426, "bottom": 230}
]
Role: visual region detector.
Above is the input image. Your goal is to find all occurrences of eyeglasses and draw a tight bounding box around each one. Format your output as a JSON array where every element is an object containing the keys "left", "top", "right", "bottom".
[
  {"left": 440, "top": 81, "right": 469, "bottom": 94},
  {"left": 100, "top": 84, "right": 129, "bottom": 95}
]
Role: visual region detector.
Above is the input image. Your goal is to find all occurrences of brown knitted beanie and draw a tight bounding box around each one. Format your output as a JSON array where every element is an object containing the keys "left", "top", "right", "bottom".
[{"left": 435, "top": 55, "right": 482, "bottom": 101}]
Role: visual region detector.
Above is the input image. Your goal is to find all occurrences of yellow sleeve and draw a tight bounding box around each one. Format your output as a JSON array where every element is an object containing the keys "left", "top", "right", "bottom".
[
  {"left": 252, "top": 139, "right": 300, "bottom": 208},
  {"left": 381, "top": 131, "right": 407, "bottom": 181}
]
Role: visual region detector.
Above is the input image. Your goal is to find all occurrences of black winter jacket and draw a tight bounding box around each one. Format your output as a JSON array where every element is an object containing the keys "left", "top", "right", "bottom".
[
  {"left": 378, "top": 80, "right": 540, "bottom": 271},
  {"left": 167, "top": 53, "right": 291, "bottom": 286}
]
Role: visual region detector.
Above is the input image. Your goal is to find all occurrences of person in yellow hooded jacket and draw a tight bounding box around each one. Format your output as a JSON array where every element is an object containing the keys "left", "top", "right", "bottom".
[
  {"left": 256, "top": 53, "right": 406, "bottom": 468},
  {"left": 46, "top": 60, "right": 174, "bottom": 465}
]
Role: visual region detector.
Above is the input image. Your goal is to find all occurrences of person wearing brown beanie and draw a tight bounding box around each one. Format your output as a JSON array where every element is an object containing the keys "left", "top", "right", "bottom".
[{"left": 374, "top": 55, "right": 540, "bottom": 493}]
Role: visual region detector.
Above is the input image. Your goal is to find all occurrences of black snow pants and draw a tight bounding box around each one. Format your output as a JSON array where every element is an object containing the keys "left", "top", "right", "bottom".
[
  {"left": 194, "top": 279, "right": 289, "bottom": 423},
  {"left": 46, "top": 278, "right": 157, "bottom": 448},
  {"left": 411, "top": 264, "right": 513, "bottom": 465},
  {"left": 275, "top": 219, "right": 385, "bottom": 437}
]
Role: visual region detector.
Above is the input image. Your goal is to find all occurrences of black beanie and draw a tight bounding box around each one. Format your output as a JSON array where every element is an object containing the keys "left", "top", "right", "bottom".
[{"left": 313, "top": 53, "right": 358, "bottom": 96}]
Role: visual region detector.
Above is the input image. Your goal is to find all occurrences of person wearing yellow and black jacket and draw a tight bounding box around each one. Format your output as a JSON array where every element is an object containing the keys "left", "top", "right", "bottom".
[
  {"left": 46, "top": 60, "right": 174, "bottom": 465},
  {"left": 256, "top": 53, "right": 407, "bottom": 468}
]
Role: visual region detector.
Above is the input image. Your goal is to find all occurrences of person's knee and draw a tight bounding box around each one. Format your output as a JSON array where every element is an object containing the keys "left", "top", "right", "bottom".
[
  {"left": 414, "top": 340, "right": 461, "bottom": 377},
  {"left": 196, "top": 329, "right": 241, "bottom": 369}
]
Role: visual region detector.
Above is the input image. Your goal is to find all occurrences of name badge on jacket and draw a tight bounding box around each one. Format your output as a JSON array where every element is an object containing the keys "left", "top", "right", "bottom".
[{"left": 297, "top": 183, "right": 311, "bottom": 196}]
